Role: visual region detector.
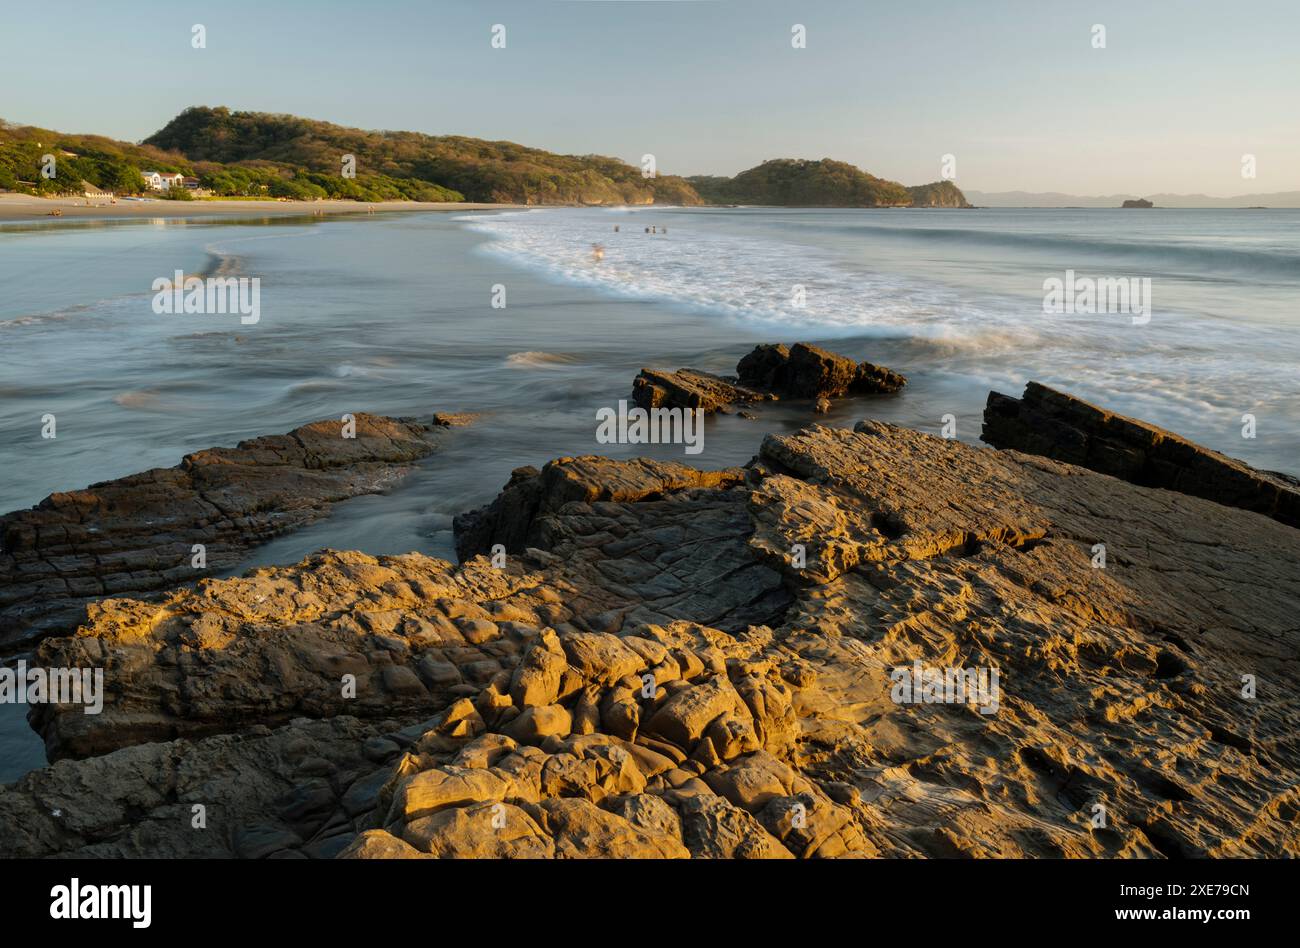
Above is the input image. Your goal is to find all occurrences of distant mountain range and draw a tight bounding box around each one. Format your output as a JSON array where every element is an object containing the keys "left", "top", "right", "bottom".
[{"left": 964, "top": 189, "right": 1300, "bottom": 208}]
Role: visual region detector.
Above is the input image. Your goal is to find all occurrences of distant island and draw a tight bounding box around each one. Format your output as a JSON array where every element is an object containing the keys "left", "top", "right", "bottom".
[
  {"left": 964, "top": 188, "right": 1300, "bottom": 208},
  {"left": 1121, "top": 198, "right": 1154, "bottom": 208},
  {"left": 1, "top": 107, "right": 968, "bottom": 209}
]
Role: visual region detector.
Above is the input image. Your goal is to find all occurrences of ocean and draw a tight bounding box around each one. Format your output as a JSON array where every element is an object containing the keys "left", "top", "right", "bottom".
[{"left": 2, "top": 205, "right": 1297, "bottom": 780}]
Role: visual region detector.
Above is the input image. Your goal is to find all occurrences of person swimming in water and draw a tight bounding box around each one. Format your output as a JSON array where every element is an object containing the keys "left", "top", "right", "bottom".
[{"left": 591, "top": 243, "right": 605, "bottom": 261}]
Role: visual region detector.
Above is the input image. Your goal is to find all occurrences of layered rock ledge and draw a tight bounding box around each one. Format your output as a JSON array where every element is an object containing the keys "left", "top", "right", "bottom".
[
  {"left": 5, "top": 413, "right": 1297, "bottom": 859},
  {"left": 0, "top": 413, "right": 444, "bottom": 647},
  {"left": 632, "top": 343, "right": 905, "bottom": 415},
  {"left": 983, "top": 382, "right": 1300, "bottom": 528}
]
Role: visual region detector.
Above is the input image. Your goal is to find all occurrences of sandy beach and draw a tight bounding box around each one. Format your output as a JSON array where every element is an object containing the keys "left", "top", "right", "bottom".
[{"left": 0, "top": 192, "right": 520, "bottom": 221}]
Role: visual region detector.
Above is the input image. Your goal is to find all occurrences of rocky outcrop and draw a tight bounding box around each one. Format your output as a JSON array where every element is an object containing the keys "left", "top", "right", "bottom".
[
  {"left": 29, "top": 550, "right": 573, "bottom": 760},
  {"left": 982, "top": 382, "right": 1300, "bottom": 528},
  {"left": 0, "top": 715, "right": 389, "bottom": 858},
  {"left": 8, "top": 413, "right": 1298, "bottom": 858},
  {"left": 906, "top": 181, "right": 972, "bottom": 208},
  {"left": 737, "top": 343, "right": 906, "bottom": 399},
  {"left": 687, "top": 158, "right": 970, "bottom": 208},
  {"left": 0, "top": 413, "right": 444, "bottom": 648},
  {"left": 453, "top": 456, "right": 746, "bottom": 563},
  {"left": 632, "top": 343, "right": 905, "bottom": 416},
  {"left": 631, "top": 368, "right": 773, "bottom": 414}
]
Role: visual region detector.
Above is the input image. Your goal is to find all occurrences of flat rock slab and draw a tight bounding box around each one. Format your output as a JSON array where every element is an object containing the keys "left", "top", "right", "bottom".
[
  {"left": 983, "top": 381, "right": 1300, "bottom": 527},
  {"left": 631, "top": 368, "right": 774, "bottom": 414},
  {"left": 0, "top": 413, "right": 445, "bottom": 646}
]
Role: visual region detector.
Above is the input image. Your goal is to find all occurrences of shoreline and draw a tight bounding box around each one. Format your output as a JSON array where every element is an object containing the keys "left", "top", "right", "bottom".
[{"left": 0, "top": 192, "right": 522, "bottom": 222}]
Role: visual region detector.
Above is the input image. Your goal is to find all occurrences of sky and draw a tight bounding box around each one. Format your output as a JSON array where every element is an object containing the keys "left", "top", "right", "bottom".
[{"left": 2, "top": 0, "right": 1297, "bottom": 195}]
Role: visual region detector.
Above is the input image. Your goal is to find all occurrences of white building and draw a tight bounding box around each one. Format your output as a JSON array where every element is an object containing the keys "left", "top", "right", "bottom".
[{"left": 141, "top": 170, "right": 186, "bottom": 191}]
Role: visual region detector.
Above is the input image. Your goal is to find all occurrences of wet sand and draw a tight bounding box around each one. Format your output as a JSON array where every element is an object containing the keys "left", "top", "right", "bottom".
[{"left": 0, "top": 192, "right": 519, "bottom": 221}]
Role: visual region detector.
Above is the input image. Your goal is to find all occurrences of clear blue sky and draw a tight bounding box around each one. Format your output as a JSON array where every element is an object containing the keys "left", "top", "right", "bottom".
[{"left": 3, "top": 0, "right": 1297, "bottom": 194}]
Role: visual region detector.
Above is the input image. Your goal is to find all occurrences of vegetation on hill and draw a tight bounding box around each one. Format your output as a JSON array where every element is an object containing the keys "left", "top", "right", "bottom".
[
  {"left": 2, "top": 109, "right": 969, "bottom": 210},
  {"left": 0, "top": 120, "right": 183, "bottom": 196},
  {"left": 143, "top": 107, "right": 700, "bottom": 205},
  {"left": 0, "top": 116, "right": 465, "bottom": 202},
  {"left": 689, "top": 158, "right": 908, "bottom": 206},
  {"left": 906, "top": 180, "right": 971, "bottom": 207},
  {"left": 689, "top": 158, "right": 969, "bottom": 208}
]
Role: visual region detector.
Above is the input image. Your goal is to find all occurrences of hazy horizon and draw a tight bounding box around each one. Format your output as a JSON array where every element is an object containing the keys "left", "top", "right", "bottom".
[{"left": 2, "top": 0, "right": 1298, "bottom": 196}]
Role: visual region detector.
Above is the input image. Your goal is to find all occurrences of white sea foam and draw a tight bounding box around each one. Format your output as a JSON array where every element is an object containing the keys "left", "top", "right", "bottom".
[
  {"left": 460, "top": 206, "right": 1300, "bottom": 450},
  {"left": 462, "top": 208, "right": 1040, "bottom": 355}
]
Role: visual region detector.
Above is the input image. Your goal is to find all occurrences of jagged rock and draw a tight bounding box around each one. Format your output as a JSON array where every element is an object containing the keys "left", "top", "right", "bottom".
[
  {"left": 631, "top": 368, "right": 773, "bottom": 413},
  {"left": 0, "top": 716, "right": 386, "bottom": 858},
  {"left": 338, "top": 829, "right": 429, "bottom": 859},
  {"left": 734, "top": 344, "right": 791, "bottom": 391},
  {"left": 541, "top": 798, "right": 689, "bottom": 858},
  {"left": 450, "top": 466, "right": 545, "bottom": 564},
  {"left": 8, "top": 409, "right": 1300, "bottom": 859},
  {"left": 454, "top": 456, "right": 745, "bottom": 561},
  {"left": 0, "top": 413, "right": 444, "bottom": 646},
  {"left": 737, "top": 343, "right": 907, "bottom": 398},
  {"left": 644, "top": 676, "right": 750, "bottom": 750},
  {"left": 630, "top": 343, "right": 905, "bottom": 418},
  {"left": 387, "top": 766, "right": 518, "bottom": 825},
  {"left": 30, "top": 550, "right": 568, "bottom": 759},
  {"left": 982, "top": 382, "right": 1300, "bottom": 528},
  {"left": 402, "top": 802, "right": 554, "bottom": 858},
  {"left": 502, "top": 704, "right": 573, "bottom": 744},
  {"left": 677, "top": 793, "right": 795, "bottom": 859}
]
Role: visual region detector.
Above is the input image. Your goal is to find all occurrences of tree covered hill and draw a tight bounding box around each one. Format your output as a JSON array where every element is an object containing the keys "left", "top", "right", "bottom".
[
  {"left": 906, "top": 179, "right": 971, "bottom": 207},
  {"left": 143, "top": 106, "right": 702, "bottom": 206},
  {"left": 0, "top": 115, "right": 462, "bottom": 202},
  {"left": 688, "top": 158, "right": 969, "bottom": 208},
  {"left": 3, "top": 110, "right": 969, "bottom": 209},
  {"left": 0, "top": 120, "right": 190, "bottom": 196}
]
